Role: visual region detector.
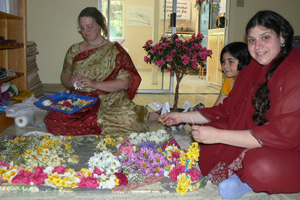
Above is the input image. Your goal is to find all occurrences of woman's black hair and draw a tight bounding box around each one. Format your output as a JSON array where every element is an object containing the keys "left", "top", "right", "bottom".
[
  {"left": 220, "top": 42, "right": 251, "bottom": 71},
  {"left": 246, "top": 10, "right": 294, "bottom": 125},
  {"left": 78, "top": 7, "right": 108, "bottom": 38}
]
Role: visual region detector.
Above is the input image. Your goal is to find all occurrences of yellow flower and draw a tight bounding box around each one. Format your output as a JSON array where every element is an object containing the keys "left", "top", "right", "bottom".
[
  {"left": 115, "top": 178, "right": 119, "bottom": 186},
  {"left": 66, "top": 136, "right": 72, "bottom": 140},
  {"left": 71, "top": 182, "right": 77, "bottom": 188},
  {"left": 65, "top": 144, "right": 72, "bottom": 151}
]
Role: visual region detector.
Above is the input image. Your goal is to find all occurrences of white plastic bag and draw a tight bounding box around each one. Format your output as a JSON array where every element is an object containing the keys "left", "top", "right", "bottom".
[{"left": 5, "top": 96, "right": 42, "bottom": 118}]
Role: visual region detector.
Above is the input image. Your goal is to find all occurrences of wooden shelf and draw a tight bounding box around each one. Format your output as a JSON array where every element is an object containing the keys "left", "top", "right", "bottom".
[
  {"left": 0, "top": 72, "right": 24, "bottom": 84},
  {"left": 0, "top": 0, "right": 27, "bottom": 133},
  {"left": 0, "top": 11, "right": 23, "bottom": 20},
  {"left": 0, "top": 45, "right": 24, "bottom": 50}
]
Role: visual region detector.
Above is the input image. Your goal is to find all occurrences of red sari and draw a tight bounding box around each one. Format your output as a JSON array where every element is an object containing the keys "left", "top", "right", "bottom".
[
  {"left": 45, "top": 42, "right": 144, "bottom": 136},
  {"left": 198, "top": 47, "right": 300, "bottom": 194}
]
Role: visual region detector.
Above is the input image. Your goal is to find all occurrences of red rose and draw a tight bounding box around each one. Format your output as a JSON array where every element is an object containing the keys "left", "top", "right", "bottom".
[{"left": 114, "top": 172, "right": 128, "bottom": 186}]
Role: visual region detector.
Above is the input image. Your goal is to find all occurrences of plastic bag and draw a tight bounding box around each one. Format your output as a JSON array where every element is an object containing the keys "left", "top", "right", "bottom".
[
  {"left": 5, "top": 96, "right": 48, "bottom": 128},
  {"left": 5, "top": 96, "right": 42, "bottom": 118}
]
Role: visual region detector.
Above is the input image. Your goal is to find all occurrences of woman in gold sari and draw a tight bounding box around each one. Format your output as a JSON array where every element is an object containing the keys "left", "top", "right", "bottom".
[{"left": 44, "top": 7, "right": 149, "bottom": 136}]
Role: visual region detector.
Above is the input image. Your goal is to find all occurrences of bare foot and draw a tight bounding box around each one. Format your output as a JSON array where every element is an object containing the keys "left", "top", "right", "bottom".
[{"left": 149, "top": 112, "right": 160, "bottom": 122}]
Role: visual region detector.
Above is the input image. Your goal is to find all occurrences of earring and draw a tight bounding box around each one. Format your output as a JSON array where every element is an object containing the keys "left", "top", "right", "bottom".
[{"left": 281, "top": 43, "right": 285, "bottom": 47}]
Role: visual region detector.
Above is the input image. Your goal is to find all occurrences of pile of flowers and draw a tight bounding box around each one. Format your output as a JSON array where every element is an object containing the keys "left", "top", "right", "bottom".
[
  {"left": 95, "top": 135, "right": 124, "bottom": 151},
  {"left": 0, "top": 135, "right": 78, "bottom": 167},
  {"left": 128, "top": 129, "right": 170, "bottom": 146},
  {"left": 0, "top": 130, "right": 205, "bottom": 194},
  {"left": 42, "top": 98, "right": 94, "bottom": 111}
]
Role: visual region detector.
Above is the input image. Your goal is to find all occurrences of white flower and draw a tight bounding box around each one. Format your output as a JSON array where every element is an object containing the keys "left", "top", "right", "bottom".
[{"left": 44, "top": 166, "right": 55, "bottom": 174}]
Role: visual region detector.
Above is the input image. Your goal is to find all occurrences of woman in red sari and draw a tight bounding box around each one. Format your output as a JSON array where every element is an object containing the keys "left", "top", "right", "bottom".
[
  {"left": 160, "top": 10, "right": 300, "bottom": 198},
  {"left": 45, "top": 7, "right": 149, "bottom": 136}
]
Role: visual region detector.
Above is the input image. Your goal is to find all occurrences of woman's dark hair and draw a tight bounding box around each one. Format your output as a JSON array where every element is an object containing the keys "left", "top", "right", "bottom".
[
  {"left": 220, "top": 42, "right": 251, "bottom": 71},
  {"left": 246, "top": 10, "right": 294, "bottom": 125},
  {"left": 78, "top": 7, "right": 108, "bottom": 38}
]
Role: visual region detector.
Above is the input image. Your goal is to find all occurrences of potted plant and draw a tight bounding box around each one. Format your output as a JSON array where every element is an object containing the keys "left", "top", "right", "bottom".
[{"left": 143, "top": 33, "right": 212, "bottom": 111}]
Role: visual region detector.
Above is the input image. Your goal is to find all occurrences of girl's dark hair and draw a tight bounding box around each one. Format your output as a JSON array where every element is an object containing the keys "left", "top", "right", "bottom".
[
  {"left": 246, "top": 10, "right": 294, "bottom": 125},
  {"left": 78, "top": 7, "right": 108, "bottom": 38},
  {"left": 220, "top": 42, "right": 251, "bottom": 71}
]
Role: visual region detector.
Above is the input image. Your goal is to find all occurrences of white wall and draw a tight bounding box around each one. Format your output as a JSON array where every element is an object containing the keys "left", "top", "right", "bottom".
[
  {"left": 27, "top": 0, "right": 98, "bottom": 84},
  {"left": 27, "top": 0, "right": 300, "bottom": 84},
  {"left": 227, "top": 0, "right": 300, "bottom": 43}
]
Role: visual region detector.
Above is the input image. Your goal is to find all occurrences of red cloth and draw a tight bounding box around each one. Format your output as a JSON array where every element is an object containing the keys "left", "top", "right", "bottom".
[
  {"left": 198, "top": 47, "right": 300, "bottom": 194},
  {"left": 45, "top": 43, "right": 142, "bottom": 136}
]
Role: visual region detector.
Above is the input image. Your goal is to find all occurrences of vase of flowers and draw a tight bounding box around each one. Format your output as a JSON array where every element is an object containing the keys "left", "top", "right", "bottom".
[{"left": 143, "top": 33, "right": 212, "bottom": 111}]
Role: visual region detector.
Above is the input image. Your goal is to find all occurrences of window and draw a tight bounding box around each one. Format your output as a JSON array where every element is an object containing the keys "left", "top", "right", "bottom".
[{"left": 102, "top": 0, "right": 124, "bottom": 40}]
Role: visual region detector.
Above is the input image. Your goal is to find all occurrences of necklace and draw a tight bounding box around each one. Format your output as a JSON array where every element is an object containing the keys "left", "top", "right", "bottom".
[{"left": 86, "top": 39, "right": 105, "bottom": 47}]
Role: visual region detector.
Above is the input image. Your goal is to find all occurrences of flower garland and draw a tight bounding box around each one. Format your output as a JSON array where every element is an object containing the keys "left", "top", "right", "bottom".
[{"left": 164, "top": 142, "right": 201, "bottom": 194}]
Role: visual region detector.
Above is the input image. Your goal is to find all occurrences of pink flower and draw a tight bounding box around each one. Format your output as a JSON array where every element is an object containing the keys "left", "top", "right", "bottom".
[
  {"left": 93, "top": 166, "right": 106, "bottom": 176},
  {"left": 31, "top": 166, "right": 48, "bottom": 185},
  {"left": 166, "top": 54, "right": 173, "bottom": 62},
  {"left": 169, "top": 165, "right": 185, "bottom": 181},
  {"left": 78, "top": 176, "right": 99, "bottom": 188},
  {"left": 180, "top": 54, "right": 190, "bottom": 65},
  {"left": 172, "top": 151, "right": 180, "bottom": 159},
  {"left": 120, "top": 140, "right": 135, "bottom": 156},
  {"left": 189, "top": 167, "right": 201, "bottom": 182},
  {"left": 155, "top": 60, "right": 165, "bottom": 67},
  {"left": 0, "top": 162, "right": 9, "bottom": 169},
  {"left": 145, "top": 40, "right": 153, "bottom": 46},
  {"left": 144, "top": 56, "right": 150, "bottom": 62},
  {"left": 197, "top": 33, "right": 204, "bottom": 40},
  {"left": 120, "top": 146, "right": 133, "bottom": 156},
  {"left": 11, "top": 170, "right": 31, "bottom": 184},
  {"left": 52, "top": 166, "right": 67, "bottom": 174}
]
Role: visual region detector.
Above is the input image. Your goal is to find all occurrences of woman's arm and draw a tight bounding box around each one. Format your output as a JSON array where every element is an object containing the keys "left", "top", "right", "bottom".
[
  {"left": 191, "top": 125, "right": 262, "bottom": 149},
  {"left": 61, "top": 72, "right": 73, "bottom": 89},
  {"left": 160, "top": 111, "right": 210, "bottom": 126}
]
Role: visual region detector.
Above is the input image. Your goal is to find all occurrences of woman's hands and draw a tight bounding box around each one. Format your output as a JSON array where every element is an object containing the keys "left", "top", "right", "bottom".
[
  {"left": 191, "top": 125, "right": 220, "bottom": 144},
  {"left": 191, "top": 125, "right": 262, "bottom": 148},
  {"left": 159, "top": 112, "right": 185, "bottom": 126}
]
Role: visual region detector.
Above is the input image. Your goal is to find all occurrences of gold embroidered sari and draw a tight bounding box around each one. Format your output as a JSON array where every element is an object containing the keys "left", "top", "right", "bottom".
[{"left": 45, "top": 42, "right": 149, "bottom": 136}]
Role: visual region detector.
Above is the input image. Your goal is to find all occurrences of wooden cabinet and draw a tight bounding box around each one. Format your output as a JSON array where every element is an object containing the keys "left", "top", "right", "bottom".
[
  {"left": 0, "top": 0, "right": 27, "bottom": 132},
  {"left": 206, "top": 28, "right": 225, "bottom": 86}
]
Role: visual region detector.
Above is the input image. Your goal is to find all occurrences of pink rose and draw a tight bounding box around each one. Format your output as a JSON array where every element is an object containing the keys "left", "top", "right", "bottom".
[{"left": 120, "top": 146, "right": 133, "bottom": 156}]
